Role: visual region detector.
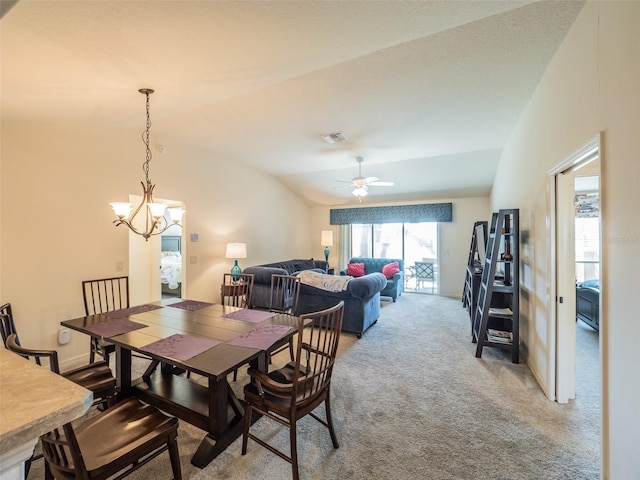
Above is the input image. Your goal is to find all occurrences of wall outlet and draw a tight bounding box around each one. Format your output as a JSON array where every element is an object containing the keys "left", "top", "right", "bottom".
[
  {"left": 58, "top": 329, "right": 71, "bottom": 345},
  {"left": 116, "top": 261, "right": 124, "bottom": 272},
  {"left": 190, "top": 256, "right": 197, "bottom": 264}
]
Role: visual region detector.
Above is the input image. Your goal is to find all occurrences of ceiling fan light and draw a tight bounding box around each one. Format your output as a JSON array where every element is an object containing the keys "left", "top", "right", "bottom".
[{"left": 353, "top": 187, "right": 368, "bottom": 197}]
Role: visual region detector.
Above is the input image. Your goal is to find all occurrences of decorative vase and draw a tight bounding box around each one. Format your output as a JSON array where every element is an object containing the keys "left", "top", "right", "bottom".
[{"left": 231, "top": 260, "right": 242, "bottom": 281}]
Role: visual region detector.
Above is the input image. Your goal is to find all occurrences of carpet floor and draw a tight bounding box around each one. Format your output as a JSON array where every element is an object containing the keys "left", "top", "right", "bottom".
[{"left": 28, "top": 293, "right": 600, "bottom": 479}]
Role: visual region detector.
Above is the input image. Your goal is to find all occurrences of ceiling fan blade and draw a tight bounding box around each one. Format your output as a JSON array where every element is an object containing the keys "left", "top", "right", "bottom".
[
  {"left": 363, "top": 176, "right": 379, "bottom": 184},
  {"left": 369, "top": 181, "right": 394, "bottom": 187}
]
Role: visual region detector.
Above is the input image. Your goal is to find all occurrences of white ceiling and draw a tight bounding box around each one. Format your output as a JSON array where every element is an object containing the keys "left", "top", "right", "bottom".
[{"left": 1, "top": 0, "right": 584, "bottom": 206}]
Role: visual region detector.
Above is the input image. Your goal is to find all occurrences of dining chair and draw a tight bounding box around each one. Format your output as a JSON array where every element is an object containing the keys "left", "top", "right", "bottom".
[
  {"left": 221, "top": 273, "right": 254, "bottom": 307},
  {"left": 5, "top": 334, "right": 117, "bottom": 410},
  {"left": 241, "top": 301, "right": 344, "bottom": 480},
  {"left": 220, "top": 273, "right": 255, "bottom": 381},
  {"left": 39, "top": 397, "right": 182, "bottom": 480},
  {"left": 268, "top": 274, "right": 301, "bottom": 363},
  {"left": 414, "top": 261, "right": 435, "bottom": 293},
  {"left": 82, "top": 276, "right": 130, "bottom": 364},
  {"left": 269, "top": 274, "right": 301, "bottom": 314},
  {"left": 5, "top": 333, "right": 118, "bottom": 478}
]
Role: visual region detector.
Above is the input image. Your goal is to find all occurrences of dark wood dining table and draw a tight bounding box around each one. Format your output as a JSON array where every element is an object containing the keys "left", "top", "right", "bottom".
[{"left": 60, "top": 298, "right": 306, "bottom": 468}]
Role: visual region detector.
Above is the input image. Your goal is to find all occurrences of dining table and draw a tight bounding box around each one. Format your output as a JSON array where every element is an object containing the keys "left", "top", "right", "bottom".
[{"left": 60, "top": 298, "right": 307, "bottom": 469}]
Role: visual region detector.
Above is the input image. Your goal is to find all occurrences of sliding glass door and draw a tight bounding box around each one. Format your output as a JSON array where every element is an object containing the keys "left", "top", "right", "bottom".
[{"left": 350, "top": 222, "right": 438, "bottom": 294}]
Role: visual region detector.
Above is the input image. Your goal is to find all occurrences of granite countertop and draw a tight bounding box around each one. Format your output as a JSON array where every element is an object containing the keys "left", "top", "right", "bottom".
[{"left": 0, "top": 347, "right": 93, "bottom": 452}]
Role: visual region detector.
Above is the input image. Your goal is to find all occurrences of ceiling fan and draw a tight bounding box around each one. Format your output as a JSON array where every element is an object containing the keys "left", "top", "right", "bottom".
[{"left": 338, "top": 156, "right": 394, "bottom": 200}]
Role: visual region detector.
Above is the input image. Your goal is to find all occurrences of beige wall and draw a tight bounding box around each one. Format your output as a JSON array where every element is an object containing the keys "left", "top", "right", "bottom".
[
  {"left": 492, "top": 2, "right": 640, "bottom": 477},
  {"left": 0, "top": 121, "right": 311, "bottom": 364},
  {"left": 310, "top": 196, "right": 491, "bottom": 298}
]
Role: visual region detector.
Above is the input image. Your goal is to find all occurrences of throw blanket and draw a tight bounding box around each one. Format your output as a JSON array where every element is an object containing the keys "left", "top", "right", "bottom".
[{"left": 297, "top": 270, "right": 351, "bottom": 292}]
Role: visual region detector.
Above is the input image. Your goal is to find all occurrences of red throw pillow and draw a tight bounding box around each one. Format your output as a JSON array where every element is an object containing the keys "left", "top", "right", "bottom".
[
  {"left": 382, "top": 261, "right": 400, "bottom": 279},
  {"left": 347, "top": 263, "right": 365, "bottom": 277}
]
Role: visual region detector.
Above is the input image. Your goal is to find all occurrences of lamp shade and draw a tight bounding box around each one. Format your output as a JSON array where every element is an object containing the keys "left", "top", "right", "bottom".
[
  {"left": 321, "top": 230, "right": 334, "bottom": 247},
  {"left": 225, "top": 243, "right": 247, "bottom": 259}
]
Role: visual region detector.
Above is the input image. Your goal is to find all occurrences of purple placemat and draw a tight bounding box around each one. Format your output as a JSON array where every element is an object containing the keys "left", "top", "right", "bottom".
[
  {"left": 167, "top": 300, "right": 214, "bottom": 311},
  {"left": 140, "top": 334, "right": 221, "bottom": 361},
  {"left": 227, "top": 324, "right": 293, "bottom": 350},
  {"left": 222, "top": 309, "right": 277, "bottom": 324},
  {"left": 106, "top": 304, "right": 163, "bottom": 319},
  {"left": 83, "top": 317, "right": 147, "bottom": 338}
]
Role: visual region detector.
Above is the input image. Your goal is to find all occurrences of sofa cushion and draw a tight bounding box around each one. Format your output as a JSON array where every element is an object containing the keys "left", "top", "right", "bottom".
[
  {"left": 243, "top": 266, "right": 288, "bottom": 283},
  {"left": 347, "top": 263, "right": 365, "bottom": 277},
  {"left": 382, "top": 261, "right": 400, "bottom": 279},
  {"left": 291, "top": 258, "right": 316, "bottom": 272}
]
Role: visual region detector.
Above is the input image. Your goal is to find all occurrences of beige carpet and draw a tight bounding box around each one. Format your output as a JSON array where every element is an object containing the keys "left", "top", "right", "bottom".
[{"left": 28, "top": 293, "right": 600, "bottom": 479}]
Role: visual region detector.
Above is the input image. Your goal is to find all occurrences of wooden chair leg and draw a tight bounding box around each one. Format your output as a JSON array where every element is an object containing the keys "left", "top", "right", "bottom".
[
  {"left": 44, "top": 458, "right": 53, "bottom": 480},
  {"left": 168, "top": 436, "right": 182, "bottom": 480},
  {"left": 325, "top": 394, "right": 339, "bottom": 449},
  {"left": 290, "top": 420, "right": 299, "bottom": 480},
  {"left": 241, "top": 404, "right": 253, "bottom": 455}
]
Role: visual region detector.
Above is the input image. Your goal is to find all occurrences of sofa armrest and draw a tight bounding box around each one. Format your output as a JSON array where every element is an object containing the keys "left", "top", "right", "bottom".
[
  {"left": 243, "top": 266, "right": 288, "bottom": 284},
  {"left": 346, "top": 272, "right": 387, "bottom": 299},
  {"left": 391, "top": 271, "right": 404, "bottom": 282}
]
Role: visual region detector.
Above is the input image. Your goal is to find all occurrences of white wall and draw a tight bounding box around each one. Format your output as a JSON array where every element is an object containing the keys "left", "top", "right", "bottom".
[
  {"left": 0, "top": 121, "right": 311, "bottom": 365},
  {"left": 491, "top": 2, "right": 640, "bottom": 477},
  {"left": 310, "top": 196, "right": 491, "bottom": 298}
]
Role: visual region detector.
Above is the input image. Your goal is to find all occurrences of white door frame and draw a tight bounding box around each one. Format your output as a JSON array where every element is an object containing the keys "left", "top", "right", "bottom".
[{"left": 547, "top": 134, "right": 601, "bottom": 403}]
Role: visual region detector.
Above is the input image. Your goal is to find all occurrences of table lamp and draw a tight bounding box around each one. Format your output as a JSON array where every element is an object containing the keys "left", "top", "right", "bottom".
[
  {"left": 321, "top": 230, "right": 333, "bottom": 263},
  {"left": 225, "top": 242, "right": 247, "bottom": 280}
]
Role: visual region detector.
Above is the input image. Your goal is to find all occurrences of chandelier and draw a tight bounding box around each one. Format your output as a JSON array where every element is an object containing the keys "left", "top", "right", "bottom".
[{"left": 110, "top": 89, "right": 184, "bottom": 240}]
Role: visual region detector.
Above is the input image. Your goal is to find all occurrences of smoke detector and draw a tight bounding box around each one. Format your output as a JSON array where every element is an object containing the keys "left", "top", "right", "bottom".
[{"left": 321, "top": 131, "right": 349, "bottom": 144}]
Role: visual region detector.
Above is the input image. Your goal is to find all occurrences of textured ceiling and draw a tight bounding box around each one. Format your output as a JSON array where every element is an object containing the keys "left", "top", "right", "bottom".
[{"left": 1, "top": 0, "right": 584, "bottom": 206}]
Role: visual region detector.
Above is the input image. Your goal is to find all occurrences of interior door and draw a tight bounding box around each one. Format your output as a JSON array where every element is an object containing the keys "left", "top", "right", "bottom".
[{"left": 556, "top": 171, "right": 577, "bottom": 403}]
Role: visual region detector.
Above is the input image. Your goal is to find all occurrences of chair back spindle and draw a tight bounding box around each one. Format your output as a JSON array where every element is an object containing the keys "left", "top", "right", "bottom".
[{"left": 82, "top": 276, "right": 130, "bottom": 316}]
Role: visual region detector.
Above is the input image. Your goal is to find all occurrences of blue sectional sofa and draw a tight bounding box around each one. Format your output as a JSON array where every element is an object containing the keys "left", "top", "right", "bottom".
[
  {"left": 243, "top": 259, "right": 328, "bottom": 309},
  {"left": 243, "top": 258, "right": 386, "bottom": 338},
  {"left": 341, "top": 257, "right": 404, "bottom": 302},
  {"left": 295, "top": 272, "right": 387, "bottom": 338}
]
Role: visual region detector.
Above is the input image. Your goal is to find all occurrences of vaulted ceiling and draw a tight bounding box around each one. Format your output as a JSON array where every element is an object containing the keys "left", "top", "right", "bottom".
[{"left": 1, "top": 0, "right": 584, "bottom": 206}]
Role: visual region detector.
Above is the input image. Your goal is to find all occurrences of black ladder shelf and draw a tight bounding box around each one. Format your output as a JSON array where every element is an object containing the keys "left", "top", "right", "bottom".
[
  {"left": 472, "top": 209, "right": 520, "bottom": 363},
  {"left": 462, "top": 221, "right": 488, "bottom": 331}
]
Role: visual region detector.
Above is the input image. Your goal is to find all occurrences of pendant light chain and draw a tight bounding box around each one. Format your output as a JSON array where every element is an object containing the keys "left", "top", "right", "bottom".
[{"left": 142, "top": 89, "right": 153, "bottom": 184}]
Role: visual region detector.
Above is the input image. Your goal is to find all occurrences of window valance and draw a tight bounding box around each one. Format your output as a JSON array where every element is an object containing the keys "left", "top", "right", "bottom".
[{"left": 329, "top": 203, "right": 452, "bottom": 225}]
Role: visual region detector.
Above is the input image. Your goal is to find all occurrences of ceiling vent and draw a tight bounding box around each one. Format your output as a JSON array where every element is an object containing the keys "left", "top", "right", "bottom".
[{"left": 321, "top": 131, "right": 348, "bottom": 144}]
